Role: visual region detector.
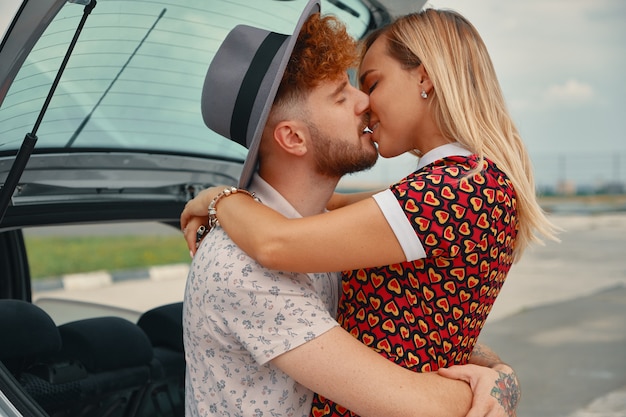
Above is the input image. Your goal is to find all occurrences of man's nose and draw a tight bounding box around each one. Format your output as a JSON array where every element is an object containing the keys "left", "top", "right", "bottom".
[{"left": 354, "top": 87, "right": 370, "bottom": 115}]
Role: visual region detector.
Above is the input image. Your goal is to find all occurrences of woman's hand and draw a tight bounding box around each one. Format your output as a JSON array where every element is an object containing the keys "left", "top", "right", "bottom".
[
  {"left": 180, "top": 186, "right": 225, "bottom": 256},
  {"left": 438, "top": 364, "right": 520, "bottom": 417}
]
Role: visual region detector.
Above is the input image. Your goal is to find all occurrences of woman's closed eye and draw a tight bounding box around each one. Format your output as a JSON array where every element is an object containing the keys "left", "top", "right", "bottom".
[{"left": 366, "top": 81, "right": 378, "bottom": 94}]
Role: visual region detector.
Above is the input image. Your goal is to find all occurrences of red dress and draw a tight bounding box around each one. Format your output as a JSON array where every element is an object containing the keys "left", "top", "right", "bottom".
[{"left": 310, "top": 154, "right": 519, "bottom": 417}]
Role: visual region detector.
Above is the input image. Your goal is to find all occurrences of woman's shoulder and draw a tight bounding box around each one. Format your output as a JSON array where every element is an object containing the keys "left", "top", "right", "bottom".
[
  {"left": 394, "top": 154, "right": 478, "bottom": 185},
  {"left": 391, "top": 154, "right": 513, "bottom": 198}
]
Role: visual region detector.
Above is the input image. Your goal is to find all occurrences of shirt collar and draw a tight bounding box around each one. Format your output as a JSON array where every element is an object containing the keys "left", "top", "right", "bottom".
[
  {"left": 249, "top": 174, "right": 303, "bottom": 219},
  {"left": 416, "top": 142, "right": 473, "bottom": 170}
]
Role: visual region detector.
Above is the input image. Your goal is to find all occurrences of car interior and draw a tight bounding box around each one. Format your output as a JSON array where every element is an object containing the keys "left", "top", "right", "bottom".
[{"left": 0, "top": 298, "right": 185, "bottom": 417}]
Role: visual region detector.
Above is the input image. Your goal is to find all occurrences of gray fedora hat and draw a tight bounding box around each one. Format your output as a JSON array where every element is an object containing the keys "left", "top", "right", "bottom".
[{"left": 201, "top": 0, "right": 321, "bottom": 188}]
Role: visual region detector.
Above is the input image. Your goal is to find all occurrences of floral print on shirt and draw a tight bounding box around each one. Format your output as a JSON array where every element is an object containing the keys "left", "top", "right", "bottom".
[{"left": 184, "top": 226, "right": 339, "bottom": 417}]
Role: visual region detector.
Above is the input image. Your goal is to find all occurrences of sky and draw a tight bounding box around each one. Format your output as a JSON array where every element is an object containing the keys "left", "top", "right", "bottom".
[
  {"left": 1, "top": 0, "right": 625, "bottom": 190},
  {"left": 353, "top": 0, "right": 626, "bottom": 190}
]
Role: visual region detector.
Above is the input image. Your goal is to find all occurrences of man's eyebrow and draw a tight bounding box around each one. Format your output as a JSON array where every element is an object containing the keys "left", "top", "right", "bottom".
[
  {"left": 359, "top": 69, "right": 374, "bottom": 87},
  {"left": 329, "top": 80, "right": 348, "bottom": 98}
]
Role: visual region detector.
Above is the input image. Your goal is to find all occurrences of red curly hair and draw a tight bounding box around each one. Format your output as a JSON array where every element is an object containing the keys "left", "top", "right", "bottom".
[{"left": 274, "top": 13, "right": 358, "bottom": 104}]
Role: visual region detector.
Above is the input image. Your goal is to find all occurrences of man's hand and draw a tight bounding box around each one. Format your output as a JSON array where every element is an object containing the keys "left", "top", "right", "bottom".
[{"left": 438, "top": 363, "right": 519, "bottom": 417}]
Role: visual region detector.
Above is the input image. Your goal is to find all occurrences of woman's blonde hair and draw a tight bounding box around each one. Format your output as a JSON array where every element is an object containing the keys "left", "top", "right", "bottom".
[{"left": 362, "top": 8, "right": 558, "bottom": 259}]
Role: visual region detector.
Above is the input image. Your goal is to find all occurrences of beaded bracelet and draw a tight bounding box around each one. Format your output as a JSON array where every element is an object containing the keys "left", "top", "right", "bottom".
[{"left": 208, "top": 186, "right": 260, "bottom": 229}]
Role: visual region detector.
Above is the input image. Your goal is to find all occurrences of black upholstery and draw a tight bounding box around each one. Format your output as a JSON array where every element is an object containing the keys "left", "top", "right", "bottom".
[
  {"left": 137, "top": 302, "right": 184, "bottom": 353},
  {"left": 0, "top": 300, "right": 61, "bottom": 373},
  {"left": 17, "top": 316, "right": 153, "bottom": 417},
  {"left": 58, "top": 316, "right": 153, "bottom": 372},
  {"left": 136, "top": 302, "right": 185, "bottom": 417}
]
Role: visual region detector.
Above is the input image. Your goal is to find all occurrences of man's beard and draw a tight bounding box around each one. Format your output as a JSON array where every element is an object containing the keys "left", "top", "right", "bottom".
[{"left": 308, "top": 123, "right": 378, "bottom": 178}]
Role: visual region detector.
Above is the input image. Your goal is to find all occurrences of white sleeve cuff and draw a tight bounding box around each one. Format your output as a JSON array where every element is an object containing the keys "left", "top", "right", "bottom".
[{"left": 372, "top": 189, "right": 426, "bottom": 262}]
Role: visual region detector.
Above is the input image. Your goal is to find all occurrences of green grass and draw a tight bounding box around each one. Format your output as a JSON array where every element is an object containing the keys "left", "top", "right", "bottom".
[{"left": 24, "top": 235, "right": 191, "bottom": 280}]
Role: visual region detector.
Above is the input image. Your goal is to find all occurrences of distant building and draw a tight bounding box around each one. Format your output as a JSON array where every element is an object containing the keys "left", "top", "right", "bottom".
[{"left": 556, "top": 180, "right": 577, "bottom": 196}]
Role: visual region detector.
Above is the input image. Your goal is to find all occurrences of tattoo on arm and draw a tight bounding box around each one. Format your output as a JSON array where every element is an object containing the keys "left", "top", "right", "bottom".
[
  {"left": 469, "top": 343, "right": 502, "bottom": 367},
  {"left": 491, "top": 370, "right": 521, "bottom": 414}
]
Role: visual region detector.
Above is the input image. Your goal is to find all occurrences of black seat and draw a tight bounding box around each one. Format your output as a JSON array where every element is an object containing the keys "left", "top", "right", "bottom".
[
  {"left": 0, "top": 299, "right": 61, "bottom": 416},
  {"left": 47, "top": 316, "right": 154, "bottom": 417},
  {"left": 137, "top": 302, "right": 184, "bottom": 353},
  {"left": 0, "top": 299, "right": 62, "bottom": 375},
  {"left": 6, "top": 314, "right": 154, "bottom": 417},
  {"left": 136, "top": 302, "right": 185, "bottom": 417}
]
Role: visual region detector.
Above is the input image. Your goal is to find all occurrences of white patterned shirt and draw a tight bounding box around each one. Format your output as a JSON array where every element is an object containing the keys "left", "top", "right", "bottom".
[{"left": 184, "top": 175, "right": 340, "bottom": 417}]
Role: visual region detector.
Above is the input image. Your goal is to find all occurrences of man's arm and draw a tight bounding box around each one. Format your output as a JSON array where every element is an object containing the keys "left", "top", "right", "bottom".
[
  {"left": 468, "top": 343, "right": 512, "bottom": 368},
  {"left": 272, "top": 326, "right": 472, "bottom": 417}
]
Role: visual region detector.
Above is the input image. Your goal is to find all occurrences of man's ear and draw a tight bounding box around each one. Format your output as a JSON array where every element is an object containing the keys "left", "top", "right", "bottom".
[{"left": 273, "top": 120, "right": 308, "bottom": 156}]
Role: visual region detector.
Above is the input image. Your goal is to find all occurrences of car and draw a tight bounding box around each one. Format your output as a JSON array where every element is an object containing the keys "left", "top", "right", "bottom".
[{"left": 0, "top": 0, "right": 400, "bottom": 416}]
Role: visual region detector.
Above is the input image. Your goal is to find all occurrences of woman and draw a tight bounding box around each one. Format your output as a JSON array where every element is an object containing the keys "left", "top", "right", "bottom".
[{"left": 182, "top": 8, "right": 556, "bottom": 416}]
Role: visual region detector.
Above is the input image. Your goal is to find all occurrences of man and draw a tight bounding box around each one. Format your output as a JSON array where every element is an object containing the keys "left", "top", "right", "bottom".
[{"left": 182, "top": 1, "right": 518, "bottom": 416}]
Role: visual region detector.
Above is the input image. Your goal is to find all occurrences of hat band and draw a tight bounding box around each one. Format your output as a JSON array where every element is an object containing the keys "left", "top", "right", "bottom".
[{"left": 230, "top": 32, "right": 288, "bottom": 147}]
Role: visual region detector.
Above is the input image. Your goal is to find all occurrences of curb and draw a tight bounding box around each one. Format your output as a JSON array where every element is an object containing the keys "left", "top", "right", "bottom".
[{"left": 32, "top": 264, "right": 190, "bottom": 293}]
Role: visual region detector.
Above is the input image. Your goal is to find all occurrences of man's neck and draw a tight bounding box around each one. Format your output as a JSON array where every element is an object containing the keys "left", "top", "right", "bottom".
[{"left": 258, "top": 169, "right": 338, "bottom": 217}]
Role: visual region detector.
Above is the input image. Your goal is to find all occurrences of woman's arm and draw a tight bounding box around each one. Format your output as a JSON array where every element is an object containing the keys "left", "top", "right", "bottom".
[
  {"left": 181, "top": 186, "right": 406, "bottom": 272},
  {"left": 326, "top": 189, "right": 384, "bottom": 210}
]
